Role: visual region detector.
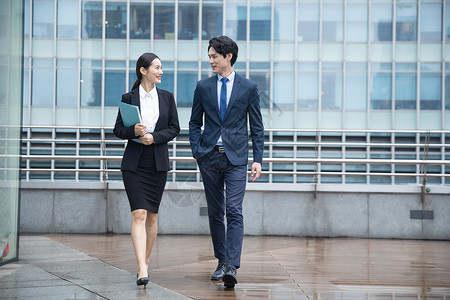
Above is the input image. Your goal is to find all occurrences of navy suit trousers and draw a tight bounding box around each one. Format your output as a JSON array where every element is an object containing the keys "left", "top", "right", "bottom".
[{"left": 197, "top": 149, "right": 247, "bottom": 268}]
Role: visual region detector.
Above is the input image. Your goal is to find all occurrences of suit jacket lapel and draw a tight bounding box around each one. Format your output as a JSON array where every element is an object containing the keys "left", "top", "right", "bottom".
[
  {"left": 224, "top": 73, "right": 241, "bottom": 120},
  {"left": 210, "top": 76, "right": 220, "bottom": 118}
]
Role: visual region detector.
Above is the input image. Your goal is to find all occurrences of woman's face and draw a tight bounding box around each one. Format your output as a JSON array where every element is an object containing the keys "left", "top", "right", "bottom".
[{"left": 140, "top": 58, "right": 163, "bottom": 85}]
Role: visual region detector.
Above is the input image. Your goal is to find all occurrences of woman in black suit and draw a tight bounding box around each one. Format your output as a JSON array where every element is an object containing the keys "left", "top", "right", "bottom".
[{"left": 114, "top": 53, "right": 179, "bottom": 287}]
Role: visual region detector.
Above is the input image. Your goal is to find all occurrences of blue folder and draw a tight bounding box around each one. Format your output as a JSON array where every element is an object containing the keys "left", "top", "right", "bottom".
[{"left": 118, "top": 101, "right": 142, "bottom": 144}]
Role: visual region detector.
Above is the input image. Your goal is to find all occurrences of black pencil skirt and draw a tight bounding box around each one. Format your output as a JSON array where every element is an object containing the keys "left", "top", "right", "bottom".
[{"left": 122, "top": 145, "right": 167, "bottom": 213}]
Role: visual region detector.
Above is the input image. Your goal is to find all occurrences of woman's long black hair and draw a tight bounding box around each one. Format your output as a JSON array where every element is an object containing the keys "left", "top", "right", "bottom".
[{"left": 131, "top": 53, "right": 160, "bottom": 90}]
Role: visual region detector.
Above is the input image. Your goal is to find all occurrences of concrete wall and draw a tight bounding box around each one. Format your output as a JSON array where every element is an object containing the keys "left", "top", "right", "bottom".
[{"left": 19, "top": 182, "right": 450, "bottom": 240}]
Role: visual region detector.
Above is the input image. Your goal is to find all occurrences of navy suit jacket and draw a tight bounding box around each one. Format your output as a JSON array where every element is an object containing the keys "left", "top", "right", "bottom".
[
  {"left": 189, "top": 73, "right": 264, "bottom": 166},
  {"left": 114, "top": 87, "right": 180, "bottom": 172}
]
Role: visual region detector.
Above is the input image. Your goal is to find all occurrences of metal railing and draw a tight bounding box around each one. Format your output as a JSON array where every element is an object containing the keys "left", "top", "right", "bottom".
[{"left": 19, "top": 126, "right": 450, "bottom": 190}]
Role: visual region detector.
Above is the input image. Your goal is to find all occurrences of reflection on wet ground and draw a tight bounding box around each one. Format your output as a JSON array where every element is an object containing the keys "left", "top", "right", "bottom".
[{"left": 49, "top": 234, "right": 450, "bottom": 300}]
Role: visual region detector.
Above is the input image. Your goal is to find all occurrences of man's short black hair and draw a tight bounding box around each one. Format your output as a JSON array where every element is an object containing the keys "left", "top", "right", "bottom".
[{"left": 208, "top": 36, "right": 239, "bottom": 66}]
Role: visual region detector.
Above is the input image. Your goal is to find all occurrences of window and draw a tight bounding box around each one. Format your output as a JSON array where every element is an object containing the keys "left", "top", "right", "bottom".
[
  {"left": 250, "top": 66, "right": 270, "bottom": 109},
  {"left": 81, "top": 60, "right": 102, "bottom": 106},
  {"left": 345, "top": 63, "right": 367, "bottom": 110},
  {"left": 322, "top": 63, "right": 343, "bottom": 110},
  {"left": 371, "top": 4, "right": 392, "bottom": 42},
  {"left": 446, "top": 63, "right": 450, "bottom": 110},
  {"left": 33, "top": 0, "right": 54, "bottom": 38},
  {"left": 346, "top": 4, "right": 368, "bottom": 42},
  {"left": 226, "top": 4, "right": 247, "bottom": 41},
  {"left": 154, "top": 4, "right": 175, "bottom": 40},
  {"left": 57, "top": 0, "right": 79, "bottom": 38},
  {"left": 130, "top": 3, "right": 151, "bottom": 39},
  {"left": 298, "top": 63, "right": 318, "bottom": 110},
  {"left": 420, "top": 4, "right": 442, "bottom": 42},
  {"left": 106, "top": 2, "right": 126, "bottom": 39},
  {"left": 322, "top": 4, "right": 343, "bottom": 42},
  {"left": 274, "top": 3, "right": 295, "bottom": 42},
  {"left": 298, "top": 4, "right": 319, "bottom": 42},
  {"left": 273, "top": 63, "right": 294, "bottom": 109},
  {"left": 178, "top": 4, "right": 198, "bottom": 40},
  {"left": 177, "top": 71, "right": 198, "bottom": 107},
  {"left": 32, "top": 59, "right": 53, "bottom": 106},
  {"left": 395, "top": 63, "right": 416, "bottom": 110},
  {"left": 370, "top": 63, "right": 392, "bottom": 110},
  {"left": 105, "top": 70, "right": 126, "bottom": 106},
  {"left": 202, "top": 4, "right": 222, "bottom": 40},
  {"left": 56, "top": 60, "right": 78, "bottom": 106},
  {"left": 250, "top": 5, "right": 271, "bottom": 41},
  {"left": 447, "top": 4, "right": 450, "bottom": 42},
  {"left": 82, "top": 1, "right": 102, "bottom": 39},
  {"left": 420, "top": 63, "right": 441, "bottom": 110},
  {"left": 396, "top": 4, "right": 417, "bottom": 41}
]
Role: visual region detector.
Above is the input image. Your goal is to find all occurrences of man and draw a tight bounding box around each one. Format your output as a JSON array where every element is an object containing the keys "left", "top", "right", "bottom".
[{"left": 189, "top": 36, "right": 264, "bottom": 288}]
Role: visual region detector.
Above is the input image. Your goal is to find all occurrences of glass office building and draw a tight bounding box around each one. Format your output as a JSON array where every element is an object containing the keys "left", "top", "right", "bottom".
[
  {"left": 21, "top": 0, "right": 450, "bottom": 187},
  {"left": 23, "top": 0, "right": 450, "bottom": 130}
]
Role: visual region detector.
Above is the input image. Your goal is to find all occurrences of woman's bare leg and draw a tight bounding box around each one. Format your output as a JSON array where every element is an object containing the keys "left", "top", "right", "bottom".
[
  {"left": 145, "top": 212, "right": 158, "bottom": 271},
  {"left": 131, "top": 209, "right": 148, "bottom": 279}
]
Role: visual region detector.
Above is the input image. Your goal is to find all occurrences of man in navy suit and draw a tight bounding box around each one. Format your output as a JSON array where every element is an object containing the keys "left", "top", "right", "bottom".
[{"left": 189, "top": 36, "right": 264, "bottom": 288}]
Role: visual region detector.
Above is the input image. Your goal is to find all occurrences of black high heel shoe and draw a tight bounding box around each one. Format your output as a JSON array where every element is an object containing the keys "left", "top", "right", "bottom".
[{"left": 136, "top": 273, "right": 149, "bottom": 287}]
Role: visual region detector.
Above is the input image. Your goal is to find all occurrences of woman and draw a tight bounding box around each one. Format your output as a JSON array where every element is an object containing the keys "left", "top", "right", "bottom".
[{"left": 114, "top": 53, "right": 179, "bottom": 287}]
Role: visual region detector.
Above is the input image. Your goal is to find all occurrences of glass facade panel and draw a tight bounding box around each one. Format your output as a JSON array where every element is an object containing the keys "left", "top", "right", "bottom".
[
  {"left": 322, "top": 63, "right": 343, "bottom": 110},
  {"left": 202, "top": 4, "right": 223, "bottom": 40},
  {"left": 395, "top": 63, "right": 417, "bottom": 110},
  {"left": 81, "top": 68, "right": 102, "bottom": 106},
  {"left": 371, "top": 63, "right": 392, "bottom": 110},
  {"left": 154, "top": 4, "right": 175, "bottom": 40},
  {"left": 274, "top": 3, "right": 295, "bottom": 42},
  {"left": 159, "top": 70, "right": 174, "bottom": 94},
  {"left": 177, "top": 71, "right": 198, "bottom": 107},
  {"left": 447, "top": 4, "right": 450, "bottom": 42},
  {"left": 446, "top": 64, "right": 450, "bottom": 110},
  {"left": 396, "top": 4, "right": 417, "bottom": 42},
  {"left": 105, "top": 69, "right": 126, "bottom": 106},
  {"left": 274, "top": 71, "right": 294, "bottom": 109},
  {"left": 178, "top": 4, "right": 198, "bottom": 40},
  {"left": 371, "top": 4, "right": 392, "bottom": 42},
  {"left": 56, "top": 66, "right": 78, "bottom": 106},
  {"left": 323, "top": 4, "right": 343, "bottom": 42},
  {"left": 421, "top": 4, "right": 442, "bottom": 43},
  {"left": 346, "top": 4, "right": 368, "bottom": 42},
  {"left": 32, "top": 59, "right": 53, "bottom": 106},
  {"left": 298, "top": 63, "right": 318, "bottom": 110},
  {"left": 130, "top": 3, "right": 151, "bottom": 39},
  {"left": 82, "top": 1, "right": 102, "bottom": 39},
  {"left": 250, "top": 5, "right": 271, "bottom": 41},
  {"left": 226, "top": 4, "right": 246, "bottom": 41},
  {"left": 57, "top": 0, "right": 79, "bottom": 38},
  {"left": 346, "top": 63, "right": 367, "bottom": 111},
  {"left": 106, "top": 2, "right": 126, "bottom": 39},
  {"left": 250, "top": 72, "right": 270, "bottom": 109},
  {"left": 420, "top": 63, "right": 441, "bottom": 110},
  {"left": 298, "top": 4, "right": 319, "bottom": 42},
  {"left": 33, "top": 0, "right": 54, "bottom": 38}
]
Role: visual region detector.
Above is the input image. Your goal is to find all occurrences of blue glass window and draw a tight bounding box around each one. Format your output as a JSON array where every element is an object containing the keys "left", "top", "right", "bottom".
[
  {"left": 81, "top": 68, "right": 102, "bottom": 106},
  {"left": 298, "top": 63, "right": 318, "bottom": 110},
  {"left": 154, "top": 4, "right": 175, "bottom": 40},
  {"left": 226, "top": 5, "right": 247, "bottom": 41},
  {"left": 178, "top": 4, "right": 198, "bottom": 40},
  {"left": 202, "top": 4, "right": 223, "bottom": 40},
  {"left": 346, "top": 63, "right": 367, "bottom": 110},
  {"left": 395, "top": 63, "right": 416, "bottom": 110},
  {"left": 105, "top": 70, "right": 126, "bottom": 107},
  {"left": 446, "top": 64, "right": 450, "bottom": 110},
  {"left": 56, "top": 61, "right": 78, "bottom": 106},
  {"left": 274, "top": 3, "right": 295, "bottom": 42},
  {"left": 130, "top": 3, "right": 151, "bottom": 39},
  {"left": 371, "top": 4, "right": 392, "bottom": 42},
  {"left": 396, "top": 4, "right": 417, "bottom": 41},
  {"left": 82, "top": 1, "right": 102, "bottom": 39},
  {"left": 322, "top": 4, "right": 343, "bottom": 42},
  {"left": 370, "top": 63, "right": 392, "bottom": 110},
  {"left": 421, "top": 4, "right": 442, "bottom": 42},
  {"left": 33, "top": 0, "right": 54, "bottom": 38},
  {"left": 447, "top": 5, "right": 450, "bottom": 42},
  {"left": 177, "top": 71, "right": 198, "bottom": 107},
  {"left": 250, "top": 72, "right": 271, "bottom": 109},
  {"left": 106, "top": 2, "right": 126, "bottom": 39},
  {"left": 274, "top": 65, "right": 294, "bottom": 109},
  {"left": 346, "top": 4, "right": 368, "bottom": 42},
  {"left": 322, "top": 63, "right": 343, "bottom": 110},
  {"left": 57, "top": 0, "right": 79, "bottom": 38},
  {"left": 298, "top": 4, "right": 319, "bottom": 42},
  {"left": 420, "top": 63, "right": 441, "bottom": 110},
  {"left": 32, "top": 59, "right": 53, "bottom": 106},
  {"left": 250, "top": 5, "right": 271, "bottom": 41},
  {"left": 158, "top": 70, "right": 174, "bottom": 94}
]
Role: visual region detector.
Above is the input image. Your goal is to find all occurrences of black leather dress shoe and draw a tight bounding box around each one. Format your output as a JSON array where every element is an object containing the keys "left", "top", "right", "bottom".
[
  {"left": 222, "top": 265, "right": 237, "bottom": 288},
  {"left": 211, "top": 261, "right": 227, "bottom": 280}
]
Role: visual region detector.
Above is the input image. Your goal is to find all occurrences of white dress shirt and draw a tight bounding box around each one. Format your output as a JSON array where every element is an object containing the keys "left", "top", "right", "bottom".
[
  {"left": 139, "top": 84, "right": 159, "bottom": 133},
  {"left": 216, "top": 71, "right": 235, "bottom": 145}
]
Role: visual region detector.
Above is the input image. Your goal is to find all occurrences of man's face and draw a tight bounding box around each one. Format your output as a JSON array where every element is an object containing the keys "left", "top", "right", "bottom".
[{"left": 208, "top": 47, "right": 232, "bottom": 75}]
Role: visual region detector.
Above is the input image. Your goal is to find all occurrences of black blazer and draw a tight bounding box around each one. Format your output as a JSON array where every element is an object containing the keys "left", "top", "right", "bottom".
[{"left": 114, "top": 87, "right": 180, "bottom": 172}]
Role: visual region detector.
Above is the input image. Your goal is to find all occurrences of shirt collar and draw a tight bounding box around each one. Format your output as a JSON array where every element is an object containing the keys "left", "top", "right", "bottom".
[
  {"left": 139, "top": 84, "right": 157, "bottom": 99},
  {"left": 217, "top": 71, "right": 235, "bottom": 82}
]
